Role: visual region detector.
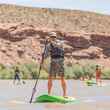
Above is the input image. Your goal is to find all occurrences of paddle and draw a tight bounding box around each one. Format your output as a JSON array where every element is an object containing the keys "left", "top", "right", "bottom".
[{"left": 29, "top": 39, "right": 48, "bottom": 103}]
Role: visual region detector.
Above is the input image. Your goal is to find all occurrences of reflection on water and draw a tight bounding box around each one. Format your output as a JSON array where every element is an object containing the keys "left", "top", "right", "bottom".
[
  {"left": 82, "top": 96, "right": 110, "bottom": 101},
  {"left": 46, "top": 103, "right": 66, "bottom": 109},
  {"left": 0, "top": 108, "right": 8, "bottom": 110}
]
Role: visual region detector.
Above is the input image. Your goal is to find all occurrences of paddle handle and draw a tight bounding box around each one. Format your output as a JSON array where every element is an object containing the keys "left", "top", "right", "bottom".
[
  {"left": 30, "top": 87, "right": 36, "bottom": 103},
  {"left": 29, "top": 65, "right": 42, "bottom": 103},
  {"left": 29, "top": 39, "right": 48, "bottom": 103}
]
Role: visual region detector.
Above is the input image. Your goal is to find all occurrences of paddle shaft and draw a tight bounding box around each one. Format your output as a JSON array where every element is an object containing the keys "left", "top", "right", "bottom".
[{"left": 29, "top": 39, "right": 48, "bottom": 103}]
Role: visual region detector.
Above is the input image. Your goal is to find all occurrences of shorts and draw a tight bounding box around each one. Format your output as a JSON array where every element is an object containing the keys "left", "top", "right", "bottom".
[
  {"left": 49, "top": 58, "right": 64, "bottom": 77},
  {"left": 96, "top": 74, "right": 101, "bottom": 79}
]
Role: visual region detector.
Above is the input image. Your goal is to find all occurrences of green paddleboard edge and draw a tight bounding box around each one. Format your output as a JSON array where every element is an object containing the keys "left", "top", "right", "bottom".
[
  {"left": 85, "top": 80, "right": 97, "bottom": 85},
  {"left": 34, "top": 94, "right": 79, "bottom": 104}
]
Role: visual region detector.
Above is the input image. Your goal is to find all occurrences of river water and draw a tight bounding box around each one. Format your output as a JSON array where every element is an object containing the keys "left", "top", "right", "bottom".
[{"left": 0, "top": 80, "right": 110, "bottom": 110}]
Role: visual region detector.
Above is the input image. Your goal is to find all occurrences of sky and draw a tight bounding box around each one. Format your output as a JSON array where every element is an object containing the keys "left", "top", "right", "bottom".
[{"left": 0, "top": 0, "right": 110, "bottom": 15}]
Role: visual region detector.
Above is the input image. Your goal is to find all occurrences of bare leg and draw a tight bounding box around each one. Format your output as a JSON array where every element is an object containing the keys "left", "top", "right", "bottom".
[
  {"left": 96, "top": 78, "right": 98, "bottom": 85},
  {"left": 61, "top": 76, "right": 67, "bottom": 97},
  {"left": 99, "top": 78, "right": 102, "bottom": 86},
  {"left": 96, "top": 77, "right": 102, "bottom": 86},
  {"left": 17, "top": 76, "right": 21, "bottom": 85},
  {"left": 48, "top": 75, "right": 52, "bottom": 95}
]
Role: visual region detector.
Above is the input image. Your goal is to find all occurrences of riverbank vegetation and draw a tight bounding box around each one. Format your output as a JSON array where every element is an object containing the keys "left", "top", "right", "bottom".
[{"left": 0, "top": 60, "right": 110, "bottom": 80}]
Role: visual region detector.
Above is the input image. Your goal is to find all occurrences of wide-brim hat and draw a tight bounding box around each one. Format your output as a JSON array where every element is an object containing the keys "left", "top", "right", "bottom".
[{"left": 48, "top": 32, "right": 57, "bottom": 38}]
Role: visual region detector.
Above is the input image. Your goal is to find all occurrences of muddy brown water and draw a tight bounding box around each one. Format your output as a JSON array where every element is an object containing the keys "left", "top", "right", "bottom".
[{"left": 0, "top": 80, "right": 110, "bottom": 110}]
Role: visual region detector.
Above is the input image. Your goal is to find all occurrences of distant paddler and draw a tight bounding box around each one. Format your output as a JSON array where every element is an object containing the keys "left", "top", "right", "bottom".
[{"left": 95, "top": 65, "right": 102, "bottom": 86}]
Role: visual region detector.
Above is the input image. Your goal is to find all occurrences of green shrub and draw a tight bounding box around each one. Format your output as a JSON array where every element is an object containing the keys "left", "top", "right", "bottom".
[
  {"left": 0, "top": 68, "right": 14, "bottom": 79},
  {"left": 82, "top": 63, "right": 96, "bottom": 79},
  {"left": 0, "top": 60, "right": 109, "bottom": 80},
  {"left": 65, "top": 65, "right": 74, "bottom": 78},
  {"left": 42, "top": 57, "right": 50, "bottom": 73},
  {"left": 18, "top": 62, "right": 37, "bottom": 79},
  {"left": 72, "top": 64, "right": 84, "bottom": 79},
  {"left": 0, "top": 64, "right": 6, "bottom": 70},
  {"left": 102, "top": 68, "right": 110, "bottom": 79},
  {"left": 65, "top": 61, "right": 97, "bottom": 79}
]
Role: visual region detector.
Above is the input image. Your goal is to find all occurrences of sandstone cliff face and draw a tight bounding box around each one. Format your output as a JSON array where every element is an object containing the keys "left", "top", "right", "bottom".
[
  {"left": 0, "top": 23, "right": 110, "bottom": 67},
  {"left": 0, "top": 4, "right": 110, "bottom": 67}
]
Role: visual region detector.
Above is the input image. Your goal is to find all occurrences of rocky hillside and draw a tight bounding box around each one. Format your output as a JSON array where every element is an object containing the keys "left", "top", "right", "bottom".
[
  {"left": 0, "top": 4, "right": 110, "bottom": 34},
  {"left": 0, "top": 4, "right": 110, "bottom": 67}
]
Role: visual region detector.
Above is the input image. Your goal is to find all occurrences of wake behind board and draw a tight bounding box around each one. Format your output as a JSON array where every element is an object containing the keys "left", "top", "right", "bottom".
[{"left": 35, "top": 94, "right": 78, "bottom": 104}]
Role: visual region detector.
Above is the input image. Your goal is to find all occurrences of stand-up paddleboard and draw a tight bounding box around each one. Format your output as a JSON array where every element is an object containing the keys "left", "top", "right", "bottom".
[
  {"left": 85, "top": 80, "right": 96, "bottom": 86},
  {"left": 35, "top": 94, "right": 78, "bottom": 103}
]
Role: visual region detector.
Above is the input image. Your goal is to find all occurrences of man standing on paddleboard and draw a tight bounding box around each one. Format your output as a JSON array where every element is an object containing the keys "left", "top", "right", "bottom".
[{"left": 44, "top": 32, "right": 67, "bottom": 97}]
